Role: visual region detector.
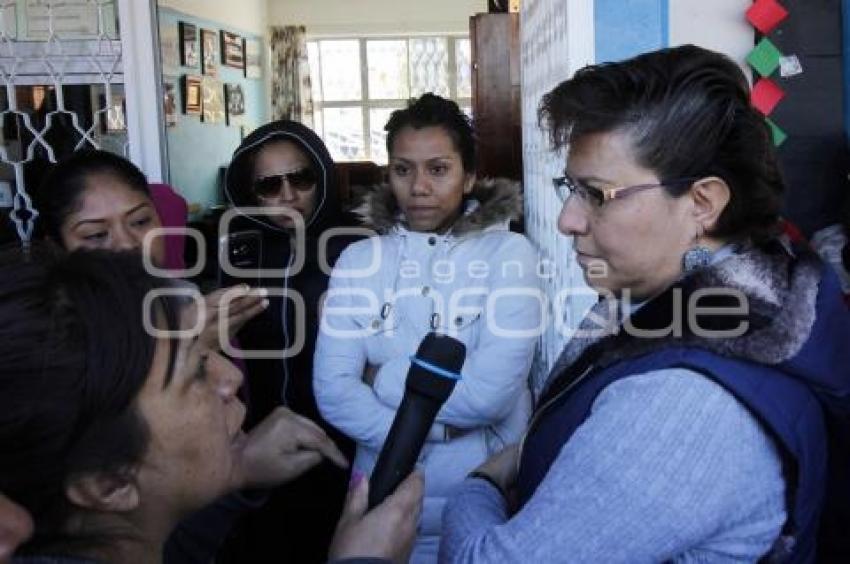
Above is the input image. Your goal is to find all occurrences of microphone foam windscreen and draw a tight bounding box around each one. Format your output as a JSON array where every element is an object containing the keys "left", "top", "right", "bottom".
[{"left": 407, "top": 332, "right": 466, "bottom": 400}]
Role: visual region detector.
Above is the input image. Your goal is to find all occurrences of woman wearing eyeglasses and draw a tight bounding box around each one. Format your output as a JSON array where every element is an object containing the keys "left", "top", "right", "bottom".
[
  {"left": 220, "top": 120, "right": 360, "bottom": 563},
  {"left": 440, "top": 45, "right": 850, "bottom": 562}
]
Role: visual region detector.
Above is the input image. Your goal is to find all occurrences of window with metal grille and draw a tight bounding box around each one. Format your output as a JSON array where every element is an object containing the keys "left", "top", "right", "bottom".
[
  {"left": 307, "top": 36, "right": 471, "bottom": 164},
  {"left": 0, "top": 0, "right": 125, "bottom": 247}
]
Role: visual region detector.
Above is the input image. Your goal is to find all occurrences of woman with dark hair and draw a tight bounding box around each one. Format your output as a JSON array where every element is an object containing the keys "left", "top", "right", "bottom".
[
  {"left": 28, "top": 148, "right": 348, "bottom": 564},
  {"left": 33, "top": 149, "right": 167, "bottom": 265},
  {"left": 441, "top": 45, "right": 850, "bottom": 562},
  {"left": 314, "top": 93, "right": 541, "bottom": 562},
  {"left": 0, "top": 247, "right": 422, "bottom": 564},
  {"left": 219, "top": 120, "right": 360, "bottom": 563}
]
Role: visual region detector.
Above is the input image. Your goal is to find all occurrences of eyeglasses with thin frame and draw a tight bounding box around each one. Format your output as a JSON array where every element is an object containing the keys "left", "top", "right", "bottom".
[
  {"left": 552, "top": 174, "right": 700, "bottom": 208},
  {"left": 253, "top": 167, "right": 318, "bottom": 199}
]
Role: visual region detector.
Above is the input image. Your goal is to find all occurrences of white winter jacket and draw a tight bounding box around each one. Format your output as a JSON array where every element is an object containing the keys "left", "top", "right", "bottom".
[{"left": 313, "top": 179, "right": 540, "bottom": 556}]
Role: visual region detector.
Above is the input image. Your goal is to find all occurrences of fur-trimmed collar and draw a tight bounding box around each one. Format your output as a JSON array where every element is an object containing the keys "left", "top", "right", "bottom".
[
  {"left": 544, "top": 244, "right": 832, "bottom": 400},
  {"left": 353, "top": 178, "right": 522, "bottom": 236}
]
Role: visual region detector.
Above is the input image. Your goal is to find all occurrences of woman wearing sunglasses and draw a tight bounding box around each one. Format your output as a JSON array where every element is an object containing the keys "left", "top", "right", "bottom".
[
  {"left": 221, "top": 120, "right": 360, "bottom": 563},
  {"left": 30, "top": 149, "right": 357, "bottom": 564},
  {"left": 440, "top": 45, "right": 850, "bottom": 562}
]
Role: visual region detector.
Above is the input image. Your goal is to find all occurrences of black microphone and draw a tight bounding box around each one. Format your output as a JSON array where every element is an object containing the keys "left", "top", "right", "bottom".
[{"left": 367, "top": 332, "right": 466, "bottom": 509}]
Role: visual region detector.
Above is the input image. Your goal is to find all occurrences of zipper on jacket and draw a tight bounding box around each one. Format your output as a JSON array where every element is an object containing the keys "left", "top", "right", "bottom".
[
  {"left": 280, "top": 249, "right": 296, "bottom": 407},
  {"left": 517, "top": 363, "right": 596, "bottom": 477}
]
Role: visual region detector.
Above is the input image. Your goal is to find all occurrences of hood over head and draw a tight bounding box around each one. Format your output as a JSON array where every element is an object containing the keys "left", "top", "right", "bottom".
[{"left": 224, "top": 120, "right": 340, "bottom": 235}]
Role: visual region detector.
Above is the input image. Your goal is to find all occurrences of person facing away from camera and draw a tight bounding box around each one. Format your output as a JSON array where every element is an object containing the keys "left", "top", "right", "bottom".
[
  {"left": 314, "top": 92, "right": 541, "bottom": 563},
  {"left": 440, "top": 45, "right": 850, "bottom": 563},
  {"left": 219, "top": 120, "right": 361, "bottom": 563},
  {"left": 0, "top": 247, "right": 423, "bottom": 564}
]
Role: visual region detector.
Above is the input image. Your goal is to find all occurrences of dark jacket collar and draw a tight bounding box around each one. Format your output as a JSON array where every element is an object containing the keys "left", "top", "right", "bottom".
[{"left": 546, "top": 243, "right": 850, "bottom": 402}]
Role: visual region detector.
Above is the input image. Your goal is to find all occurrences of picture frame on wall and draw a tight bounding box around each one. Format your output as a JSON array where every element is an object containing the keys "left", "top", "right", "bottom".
[
  {"left": 200, "top": 28, "right": 218, "bottom": 77},
  {"left": 179, "top": 22, "right": 198, "bottom": 68},
  {"left": 244, "top": 38, "right": 262, "bottom": 79},
  {"left": 224, "top": 83, "right": 245, "bottom": 126},
  {"left": 201, "top": 77, "right": 225, "bottom": 124},
  {"left": 98, "top": 93, "right": 126, "bottom": 133},
  {"left": 487, "top": 0, "right": 508, "bottom": 12},
  {"left": 160, "top": 23, "right": 180, "bottom": 74},
  {"left": 182, "top": 75, "right": 202, "bottom": 115},
  {"left": 163, "top": 78, "right": 178, "bottom": 127},
  {"left": 240, "top": 121, "right": 256, "bottom": 141},
  {"left": 24, "top": 0, "right": 102, "bottom": 40},
  {"left": 221, "top": 31, "right": 245, "bottom": 70}
]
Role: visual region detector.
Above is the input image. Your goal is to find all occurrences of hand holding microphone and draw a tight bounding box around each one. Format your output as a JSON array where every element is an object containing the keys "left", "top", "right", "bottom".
[{"left": 367, "top": 332, "right": 466, "bottom": 509}]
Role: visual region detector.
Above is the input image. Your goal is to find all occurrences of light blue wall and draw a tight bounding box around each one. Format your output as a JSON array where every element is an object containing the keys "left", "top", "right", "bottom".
[
  {"left": 594, "top": 0, "right": 668, "bottom": 63},
  {"left": 158, "top": 8, "right": 268, "bottom": 215}
]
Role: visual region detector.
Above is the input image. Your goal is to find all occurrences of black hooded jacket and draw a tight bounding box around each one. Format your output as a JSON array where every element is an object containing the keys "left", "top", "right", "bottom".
[
  {"left": 224, "top": 120, "right": 358, "bottom": 431},
  {"left": 215, "top": 121, "right": 359, "bottom": 563}
]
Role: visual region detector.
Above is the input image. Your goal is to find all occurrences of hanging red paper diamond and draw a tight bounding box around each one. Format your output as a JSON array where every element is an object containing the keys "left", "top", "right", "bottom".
[
  {"left": 746, "top": 0, "right": 789, "bottom": 35},
  {"left": 751, "top": 78, "right": 785, "bottom": 115}
]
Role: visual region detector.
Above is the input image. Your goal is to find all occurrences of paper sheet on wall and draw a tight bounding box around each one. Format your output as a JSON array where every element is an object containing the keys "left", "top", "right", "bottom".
[
  {"left": 747, "top": 37, "right": 782, "bottom": 77},
  {"left": 745, "top": 0, "right": 789, "bottom": 35},
  {"left": 751, "top": 78, "right": 785, "bottom": 116},
  {"left": 22, "top": 0, "right": 116, "bottom": 40},
  {"left": 765, "top": 117, "right": 787, "bottom": 147}
]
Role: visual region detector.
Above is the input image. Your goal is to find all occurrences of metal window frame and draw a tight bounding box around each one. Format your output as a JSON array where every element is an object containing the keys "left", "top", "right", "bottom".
[
  {"left": 0, "top": 0, "right": 167, "bottom": 245},
  {"left": 307, "top": 34, "right": 472, "bottom": 162}
]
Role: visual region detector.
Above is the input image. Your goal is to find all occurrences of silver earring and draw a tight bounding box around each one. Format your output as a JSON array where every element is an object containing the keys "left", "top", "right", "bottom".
[{"left": 682, "top": 245, "right": 712, "bottom": 273}]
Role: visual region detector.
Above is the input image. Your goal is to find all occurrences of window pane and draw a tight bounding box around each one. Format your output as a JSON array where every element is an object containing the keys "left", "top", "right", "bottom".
[
  {"left": 367, "top": 40, "right": 409, "bottom": 100},
  {"left": 313, "top": 108, "right": 324, "bottom": 139},
  {"left": 307, "top": 41, "right": 322, "bottom": 103},
  {"left": 409, "top": 38, "right": 449, "bottom": 97},
  {"left": 456, "top": 38, "right": 472, "bottom": 98},
  {"left": 323, "top": 107, "right": 365, "bottom": 160},
  {"left": 320, "top": 40, "right": 361, "bottom": 101},
  {"left": 369, "top": 107, "right": 402, "bottom": 164}
]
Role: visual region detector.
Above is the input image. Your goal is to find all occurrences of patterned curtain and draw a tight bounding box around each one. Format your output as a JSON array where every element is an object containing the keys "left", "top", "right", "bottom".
[{"left": 269, "top": 25, "right": 314, "bottom": 126}]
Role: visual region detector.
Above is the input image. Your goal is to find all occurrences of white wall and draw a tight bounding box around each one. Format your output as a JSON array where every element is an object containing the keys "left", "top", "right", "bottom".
[
  {"left": 669, "top": 0, "right": 754, "bottom": 75},
  {"left": 158, "top": 0, "right": 269, "bottom": 35},
  {"left": 268, "top": 0, "right": 487, "bottom": 36}
]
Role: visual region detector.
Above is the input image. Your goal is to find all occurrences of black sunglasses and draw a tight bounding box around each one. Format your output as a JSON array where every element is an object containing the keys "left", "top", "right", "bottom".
[{"left": 252, "top": 168, "right": 318, "bottom": 198}]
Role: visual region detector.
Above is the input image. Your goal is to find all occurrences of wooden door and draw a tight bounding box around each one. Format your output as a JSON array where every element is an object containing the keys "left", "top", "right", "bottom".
[{"left": 471, "top": 13, "right": 522, "bottom": 180}]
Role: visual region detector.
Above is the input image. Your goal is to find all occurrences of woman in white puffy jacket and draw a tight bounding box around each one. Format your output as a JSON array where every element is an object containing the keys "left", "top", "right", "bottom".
[{"left": 314, "top": 93, "right": 541, "bottom": 563}]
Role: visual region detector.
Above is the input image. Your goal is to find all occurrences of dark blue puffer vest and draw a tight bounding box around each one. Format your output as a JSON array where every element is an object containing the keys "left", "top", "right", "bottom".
[{"left": 517, "top": 246, "right": 850, "bottom": 563}]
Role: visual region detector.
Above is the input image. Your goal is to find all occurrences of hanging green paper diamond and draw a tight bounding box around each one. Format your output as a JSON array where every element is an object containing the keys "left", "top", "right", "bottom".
[
  {"left": 747, "top": 38, "right": 782, "bottom": 77},
  {"left": 766, "top": 117, "right": 787, "bottom": 146}
]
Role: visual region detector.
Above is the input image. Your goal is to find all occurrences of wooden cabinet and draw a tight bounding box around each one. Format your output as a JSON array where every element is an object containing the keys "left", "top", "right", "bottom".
[{"left": 470, "top": 12, "right": 522, "bottom": 180}]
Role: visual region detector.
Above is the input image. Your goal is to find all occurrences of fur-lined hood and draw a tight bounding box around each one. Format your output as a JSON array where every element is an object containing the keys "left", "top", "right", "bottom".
[
  {"left": 547, "top": 243, "right": 850, "bottom": 398},
  {"left": 353, "top": 178, "right": 522, "bottom": 236}
]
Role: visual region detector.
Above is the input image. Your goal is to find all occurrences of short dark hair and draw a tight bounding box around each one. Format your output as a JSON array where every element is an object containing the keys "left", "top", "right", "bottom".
[
  {"left": 385, "top": 93, "right": 476, "bottom": 172},
  {"left": 539, "top": 44, "right": 784, "bottom": 244},
  {"left": 33, "top": 150, "right": 151, "bottom": 243},
  {"left": 0, "top": 245, "right": 179, "bottom": 553}
]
